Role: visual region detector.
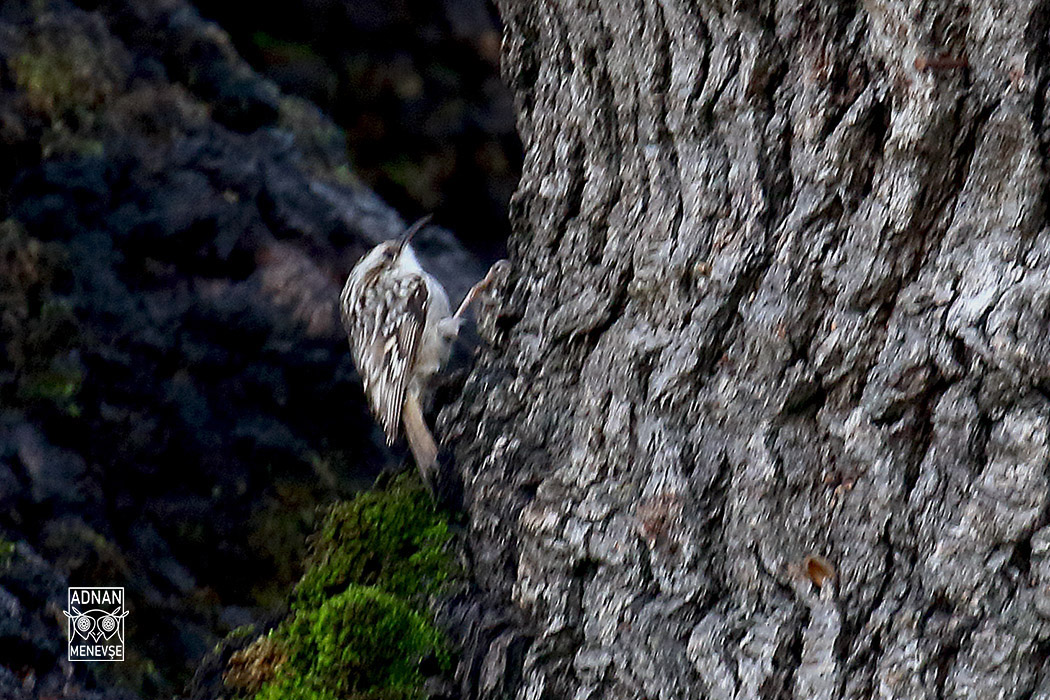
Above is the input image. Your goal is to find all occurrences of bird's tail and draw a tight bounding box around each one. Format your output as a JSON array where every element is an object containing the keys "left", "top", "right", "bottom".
[{"left": 402, "top": 391, "right": 438, "bottom": 478}]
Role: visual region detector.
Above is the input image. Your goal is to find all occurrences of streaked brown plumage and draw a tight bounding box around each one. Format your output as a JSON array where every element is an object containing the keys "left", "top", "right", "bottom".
[{"left": 340, "top": 217, "right": 504, "bottom": 482}]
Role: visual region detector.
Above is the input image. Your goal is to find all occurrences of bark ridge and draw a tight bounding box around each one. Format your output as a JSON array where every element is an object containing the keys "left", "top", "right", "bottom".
[{"left": 443, "top": 1, "right": 1050, "bottom": 699}]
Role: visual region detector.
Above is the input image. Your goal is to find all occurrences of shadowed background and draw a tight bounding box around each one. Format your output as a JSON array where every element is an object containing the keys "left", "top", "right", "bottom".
[{"left": 0, "top": 0, "right": 517, "bottom": 696}]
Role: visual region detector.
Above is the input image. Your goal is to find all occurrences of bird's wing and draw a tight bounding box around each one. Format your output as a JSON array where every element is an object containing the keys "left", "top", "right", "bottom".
[{"left": 342, "top": 273, "right": 428, "bottom": 443}]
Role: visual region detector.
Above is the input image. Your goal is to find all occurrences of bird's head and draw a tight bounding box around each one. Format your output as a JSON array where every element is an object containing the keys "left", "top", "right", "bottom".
[
  {"left": 377, "top": 215, "right": 430, "bottom": 264},
  {"left": 385, "top": 215, "right": 430, "bottom": 269},
  {"left": 354, "top": 215, "right": 431, "bottom": 282}
]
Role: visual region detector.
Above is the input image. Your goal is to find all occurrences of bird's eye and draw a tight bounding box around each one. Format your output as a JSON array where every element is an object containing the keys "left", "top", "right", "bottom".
[{"left": 381, "top": 246, "right": 396, "bottom": 261}]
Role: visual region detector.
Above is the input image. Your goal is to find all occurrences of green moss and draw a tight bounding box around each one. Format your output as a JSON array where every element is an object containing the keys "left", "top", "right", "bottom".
[
  {"left": 10, "top": 33, "right": 118, "bottom": 116},
  {"left": 293, "top": 472, "right": 453, "bottom": 609},
  {"left": 0, "top": 221, "right": 82, "bottom": 414},
  {"left": 9, "top": 27, "right": 126, "bottom": 157},
  {"left": 330, "top": 164, "right": 360, "bottom": 187},
  {"left": 257, "top": 586, "right": 448, "bottom": 700},
  {"left": 213, "top": 623, "right": 259, "bottom": 657},
  {"left": 251, "top": 32, "right": 323, "bottom": 63},
  {"left": 243, "top": 471, "right": 455, "bottom": 700},
  {"left": 13, "top": 51, "right": 80, "bottom": 113},
  {"left": 0, "top": 536, "right": 15, "bottom": 563},
  {"left": 379, "top": 157, "right": 426, "bottom": 197},
  {"left": 17, "top": 353, "right": 83, "bottom": 415}
]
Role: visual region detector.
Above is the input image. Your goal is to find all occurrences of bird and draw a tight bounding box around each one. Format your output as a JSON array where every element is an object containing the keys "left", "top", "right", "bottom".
[{"left": 340, "top": 216, "right": 505, "bottom": 480}]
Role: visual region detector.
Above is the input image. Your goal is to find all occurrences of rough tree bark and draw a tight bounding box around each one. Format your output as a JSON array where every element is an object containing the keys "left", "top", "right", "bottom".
[{"left": 442, "top": 1, "right": 1050, "bottom": 699}]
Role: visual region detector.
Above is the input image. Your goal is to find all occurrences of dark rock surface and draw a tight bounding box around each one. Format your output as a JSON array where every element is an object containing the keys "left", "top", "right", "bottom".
[
  {"left": 0, "top": 0, "right": 488, "bottom": 697},
  {"left": 192, "top": 0, "right": 520, "bottom": 262}
]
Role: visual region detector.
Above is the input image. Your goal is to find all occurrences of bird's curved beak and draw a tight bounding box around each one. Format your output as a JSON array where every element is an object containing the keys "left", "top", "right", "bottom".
[{"left": 398, "top": 215, "right": 432, "bottom": 254}]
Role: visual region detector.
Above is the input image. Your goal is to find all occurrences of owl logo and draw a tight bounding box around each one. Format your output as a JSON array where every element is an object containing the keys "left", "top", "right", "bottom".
[{"left": 64, "top": 587, "right": 128, "bottom": 661}]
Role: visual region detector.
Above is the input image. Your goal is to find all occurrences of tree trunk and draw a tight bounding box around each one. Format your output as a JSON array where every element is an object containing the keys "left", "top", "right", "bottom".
[{"left": 442, "top": 1, "right": 1050, "bottom": 698}]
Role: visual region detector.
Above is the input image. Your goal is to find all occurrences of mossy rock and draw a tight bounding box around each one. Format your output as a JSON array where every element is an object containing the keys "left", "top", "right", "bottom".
[
  {"left": 235, "top": 472, "right": 457, "bottom": 700},
  {"left": 0, "top": 220, "right": 82, "bottom": 414},
  {"left": 225, "top": 634, "right": 288, "bottom": 695},
  {"left": 9, "top": 19, "right": 127, "bottom": 117},
  {"left": 0, "top": 536, "right": 15, "bottom": 563},
  {"left": 293, "top": 472, "right": 453, "bottom": 609},
  {"left": 257, "top": 585, "right": 448, "bottom": 700}
]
